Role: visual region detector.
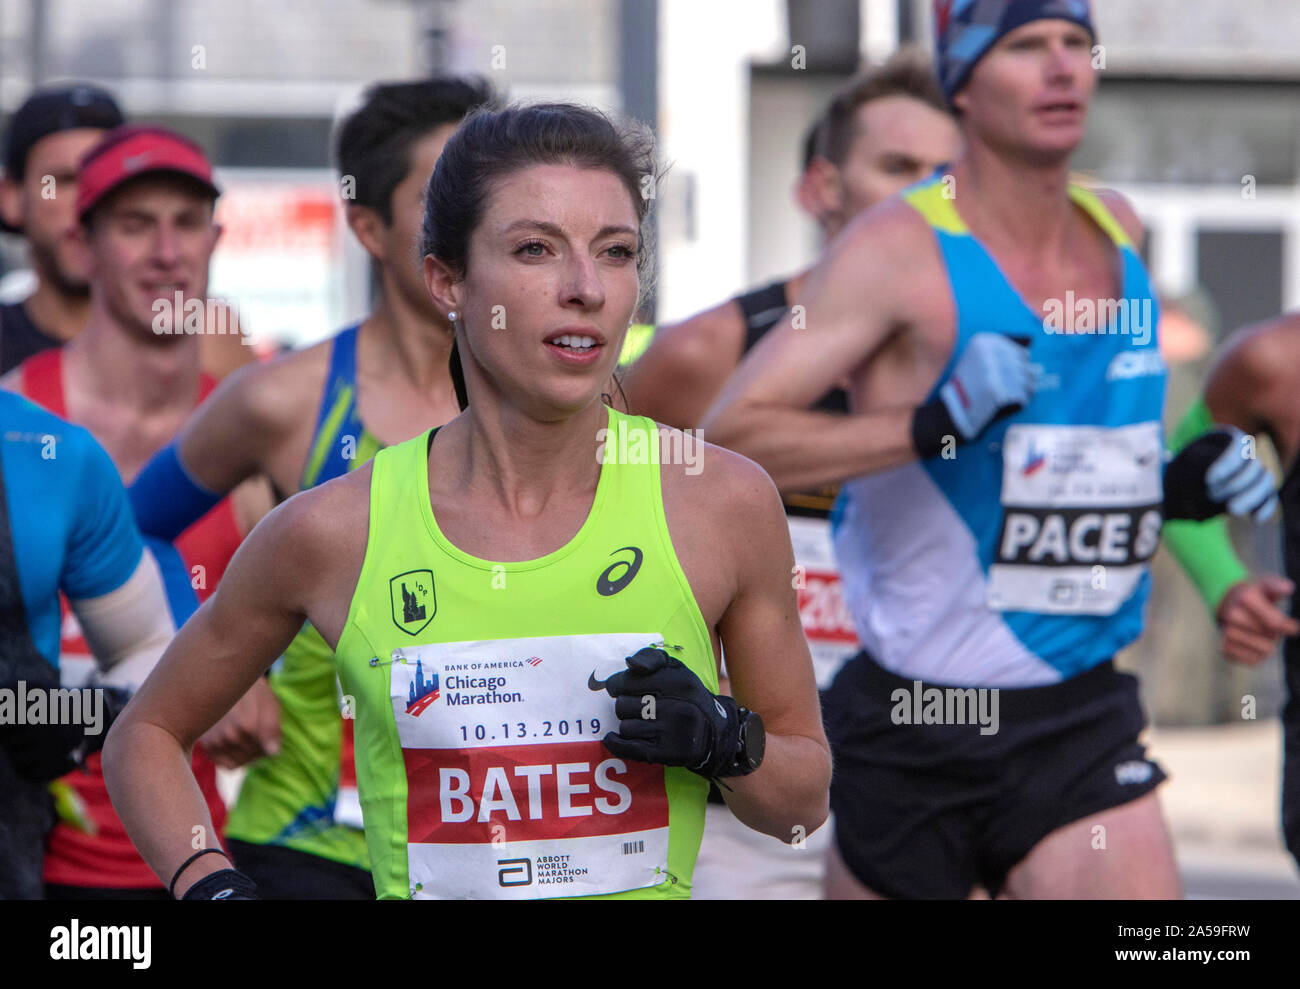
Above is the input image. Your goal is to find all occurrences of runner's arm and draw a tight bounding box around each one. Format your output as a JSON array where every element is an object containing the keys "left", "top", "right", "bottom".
[
  {"left": 61, "top": 429, "right": 176, "bottom": 688},
  {"left": 710, "top": 451, "right": 831, "bottom": 840},
  {"left": 69, "top": 553, "right": 176, "bottom": 691},
  {"left": 701, "top": 205, "right": 923, "bottom": 492},
  {"left": 1163, "top": 327, "right": 1300, "bottom": 661},
  {"left": 129, "top": 360, "right": 293, "bottom": 538},
  {"left": 198, "top": 299, "right": 257, "bottom": 380},
  {"left": 103, "top": 491, "right": 335, "bottom": 895},
  {"left": 621, "top": 303, "right": 745, "bottom": 428},
  {"left": 1162, "top": 397, "right": 1252, "bottom": 613}
]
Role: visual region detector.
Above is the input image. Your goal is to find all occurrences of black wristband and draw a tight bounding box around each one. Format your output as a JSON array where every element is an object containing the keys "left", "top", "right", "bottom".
[
  {"left": 689, "top": 695, "right": 747, "bottom": 780},
  {"left": 169, "top": 848, "right": 230, "bottom": 898},
  {"left": 181, "top": 868, "right": 259, "bottom": 900},
  {"left": 911, "top": 399, "right": 960, "bottom": 460}
]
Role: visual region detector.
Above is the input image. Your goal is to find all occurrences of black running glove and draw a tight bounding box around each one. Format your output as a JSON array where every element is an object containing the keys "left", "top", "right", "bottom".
[
  {"left": 181, "top": 868, "right": 259, "bottom": 900},
  {"left": 593, "top": 647, "right": 755, "bottom": 779},
  {"left": 1164, "top": 426, "right": 1277, "bottom": 522},
  {"left": 0, "top": 683, "right": 130, "bottom": 785}
]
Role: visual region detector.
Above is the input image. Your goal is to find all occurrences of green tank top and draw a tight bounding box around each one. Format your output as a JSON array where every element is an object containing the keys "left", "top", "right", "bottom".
[
  {"left": 223, "top": 324, "right": 377, "bottom": 870},
  {"left": 335, "top": 407, "right": 714, "bottom": 899}
]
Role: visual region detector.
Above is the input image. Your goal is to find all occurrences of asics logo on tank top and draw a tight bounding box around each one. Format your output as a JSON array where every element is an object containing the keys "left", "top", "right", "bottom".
[
  {"left": 596, "top": 547, "right": 643, "bottom": 596},
  {"left": 1106, "top": 349, "right": 1166, "bottom": 382}
]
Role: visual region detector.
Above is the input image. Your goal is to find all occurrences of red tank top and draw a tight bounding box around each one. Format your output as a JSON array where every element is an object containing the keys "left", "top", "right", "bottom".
[{"left": 21, "top": 347, "right": 241, "bottom": 889}]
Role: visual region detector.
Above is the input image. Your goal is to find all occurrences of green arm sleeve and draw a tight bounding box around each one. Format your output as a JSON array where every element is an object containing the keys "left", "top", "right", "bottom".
[{"left": 1161, "top": 396, "right": 1250, "bottom": 616}]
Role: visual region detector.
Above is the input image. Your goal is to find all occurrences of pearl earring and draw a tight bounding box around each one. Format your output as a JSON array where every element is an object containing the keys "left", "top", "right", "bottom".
[{"left": 448, "top": 311, "right": 458, "bottom": 322}]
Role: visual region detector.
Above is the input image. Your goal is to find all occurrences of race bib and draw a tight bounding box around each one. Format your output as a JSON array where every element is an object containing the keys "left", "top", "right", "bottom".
[
  {"left": 390, "top": 632, "right": 671, "bottom": 900},
  {"left": 987, "top": 422, "right": 1163, "bottom": 615},
  {"left": 788, "top": 516, "right": 859, "bottom": 688}
]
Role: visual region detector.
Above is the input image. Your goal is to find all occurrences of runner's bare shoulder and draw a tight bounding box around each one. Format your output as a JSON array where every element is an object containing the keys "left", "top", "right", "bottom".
[
  {"left": 1091, "top": 188, "right": 1146, "bottom": 249},
  {"left": 820, "top": 195, "right": 950, "bottom": 320},
  {"left": 208, "top": 335, "right": 335, "bottom": 440},
  {"left": 649, "top": 298, "right": 748, "bottom": 371},
  {"left": 251, "top": 461, "right": 374, "bottom": 643},
  {"left": 656, "top": 429, "right": 788, "bottom": 597},
  {"left": 1208, "top": 312, "right": 1300, "bottom": 431}
]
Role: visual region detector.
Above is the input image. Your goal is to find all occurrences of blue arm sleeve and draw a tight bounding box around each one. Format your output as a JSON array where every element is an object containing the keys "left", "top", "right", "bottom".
[
  {"left": 129, "top": 441, "right": 223, "bottom": 541},
  {"left": 62, "top": 430, "right": 145, "bottom": 601}
]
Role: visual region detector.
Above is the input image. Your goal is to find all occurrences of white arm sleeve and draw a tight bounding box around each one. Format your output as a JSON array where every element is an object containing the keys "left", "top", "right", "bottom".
[{"left": 67, "top": 548, "right": 177, "bottom": 692}]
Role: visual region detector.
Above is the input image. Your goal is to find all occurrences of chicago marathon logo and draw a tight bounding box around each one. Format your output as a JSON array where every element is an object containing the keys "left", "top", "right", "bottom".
[
  {"left": 406, "top": 658, "right": 440, "bottom": 716},
  {"left": 1022, "top": 441, "right": 1047, "bottom": 478}
]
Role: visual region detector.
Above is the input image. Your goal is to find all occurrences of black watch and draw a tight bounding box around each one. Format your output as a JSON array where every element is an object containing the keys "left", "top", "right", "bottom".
[{"left": 732, "top": 708, "right": 766, "bottom": 776}]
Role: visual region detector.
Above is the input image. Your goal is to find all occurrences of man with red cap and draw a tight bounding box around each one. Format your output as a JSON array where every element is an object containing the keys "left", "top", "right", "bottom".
[
  {"left": 1, "top": 125, "right": 271, "bottom": 898},
  {"left": 0, "top": 89, "right": 251, "bottom": 380}
]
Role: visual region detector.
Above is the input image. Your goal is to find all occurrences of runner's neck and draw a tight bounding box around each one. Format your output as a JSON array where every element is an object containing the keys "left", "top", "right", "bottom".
[
  {"left": 361, "top": 283, "right": 455, "bottom": 393},
  {"left": 949, "top": 147, "right": 1078, "bottom": 258},
  {"left": 67, "top": 312, "right": 202, "bottom": 415},
  {"left": 436, "top": 400, "right": 608, "bottom": 518}
]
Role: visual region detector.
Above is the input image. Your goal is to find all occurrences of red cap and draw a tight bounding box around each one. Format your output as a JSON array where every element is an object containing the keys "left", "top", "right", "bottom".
[{"left": 76, "top": 125, "right": 219, "bottom": 221}]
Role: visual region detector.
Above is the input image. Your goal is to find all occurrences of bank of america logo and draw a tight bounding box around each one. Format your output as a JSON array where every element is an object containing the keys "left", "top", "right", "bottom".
[
  {"left": 406, "top": 659, "right": 439, "bottom": 716},
  {"left": 526, "top": 657, "right": 543, "bottom": 667}
]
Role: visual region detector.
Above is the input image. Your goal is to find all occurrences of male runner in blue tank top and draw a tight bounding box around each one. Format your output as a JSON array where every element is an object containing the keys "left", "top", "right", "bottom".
[
  {"left": 705, "top": 0, "right": 1276, "bottom": 899},
  {"left": 624, "top": 50, "right": 961, "bottom": 899},
  {"left": 0, "top": 390, "right": 189, "bottom": 897},
  {"left": 128, "top": 77, "right": 498, "bottom": 896}
]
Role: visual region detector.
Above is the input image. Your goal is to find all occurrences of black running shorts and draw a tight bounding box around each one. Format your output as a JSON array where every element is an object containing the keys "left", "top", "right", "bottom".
[{"left": 824, "top": 650, "right": 1166, "bottom": 899}]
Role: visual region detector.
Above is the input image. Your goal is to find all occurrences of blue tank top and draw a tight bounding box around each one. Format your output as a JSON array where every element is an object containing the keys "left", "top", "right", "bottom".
[
  {"left": 299, "top": 323, "right": 382, "bottom": 490},
  {"left": 833, "top": 176, "right": 1166, "bottom": 687}
]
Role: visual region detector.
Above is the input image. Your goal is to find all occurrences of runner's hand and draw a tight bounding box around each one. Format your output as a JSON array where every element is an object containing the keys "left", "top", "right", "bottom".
[
  {"left": 913, "top": 334, "right": 1034, "bottom": 456},
  {"left": 1164, "top": 426, "right": 1277, "bottom": 522},
  {"left": 0, "top": 683, "right": 129, "bottom": 784},
  {"left": 938, "top": 333, "right": 1035, "bottom": 441},
  {"left": 1216, "top": 576, "right": 1300, "bottom": 665},
  {"left": 198, "top": 676, "right": 280, "bottom": 769},
  {"left": 593, "top": 647, "right": 744, "bottom": 779}
]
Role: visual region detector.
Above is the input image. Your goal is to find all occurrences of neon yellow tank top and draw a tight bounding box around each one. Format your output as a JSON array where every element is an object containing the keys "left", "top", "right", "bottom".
[{"left": 334, "top": 407, "right": 715, "bottom": 899}]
